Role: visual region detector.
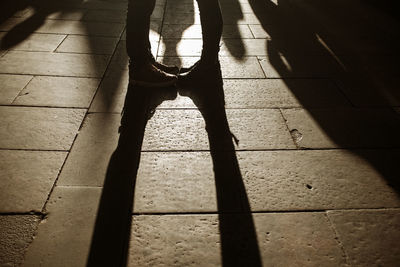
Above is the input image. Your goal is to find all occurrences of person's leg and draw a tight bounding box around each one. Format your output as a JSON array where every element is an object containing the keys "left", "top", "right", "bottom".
[
  {"left": 126, "top": 0, "right": 155, "bottom": 67},
  {"left": 126, "top": 0, "right": 178, "bottom": 87},
  {"left": 178, "top": 0, "right": 223, "bottom": 85},
  {"left": 197, "top": 0, "right": 223, "bottom": 65}
]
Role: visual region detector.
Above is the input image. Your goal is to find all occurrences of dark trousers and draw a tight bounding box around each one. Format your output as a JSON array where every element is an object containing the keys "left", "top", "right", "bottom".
[{"left": 126, "top": 0, "right": 223, "bottom": 66}]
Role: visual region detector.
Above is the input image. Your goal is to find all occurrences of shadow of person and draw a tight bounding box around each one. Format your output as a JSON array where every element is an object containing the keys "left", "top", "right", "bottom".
[
  {"left": 160, "top": 0, "right": 195, "bottom": 67},
  {"left": 220, "top": 0, "right": 246, "bottom": 59},
  {"left": 178, "top": 64, "right": 262, "bottom": 266},
  {"left": 248, "top": 0, "right": 400, "bottom": 193},
  {"left": 1, "top": 0, "right": 85, "bottom": 50},
  {"left": 87, "top": 83, "right": 178, "bottom": 267}
]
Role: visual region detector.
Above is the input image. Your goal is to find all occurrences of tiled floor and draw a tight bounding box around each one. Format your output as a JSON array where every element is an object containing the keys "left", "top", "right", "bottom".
[{"left": 1, "top": 0, "right": 400, "bottom": 266}]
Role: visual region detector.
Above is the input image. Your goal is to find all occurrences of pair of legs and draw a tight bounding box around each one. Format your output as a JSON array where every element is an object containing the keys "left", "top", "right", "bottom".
[{"left": 126, "top": 0, "right": 223, "bottom": 86}]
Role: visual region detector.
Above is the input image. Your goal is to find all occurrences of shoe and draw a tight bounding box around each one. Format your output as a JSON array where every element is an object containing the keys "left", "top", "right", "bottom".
[
  {"left": 179, "top": 60, "right": 201, "bottom": 75},
  {"left": 130, "top": 59, "right": 179, "bottom": 75},
  {"left": 129, "top": 62, "right": 178, "bottom": 87},
  {"left": 153, "top": 60, "right": 180, "bottom": 75},
  {"left": 177, "top": 60, "right": 222, "bottom": 88}
]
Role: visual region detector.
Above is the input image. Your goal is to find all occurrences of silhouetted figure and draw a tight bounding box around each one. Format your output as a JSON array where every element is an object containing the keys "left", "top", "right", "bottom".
[{"left": 126, "top": 0, "right": 223, "bottom": 87}]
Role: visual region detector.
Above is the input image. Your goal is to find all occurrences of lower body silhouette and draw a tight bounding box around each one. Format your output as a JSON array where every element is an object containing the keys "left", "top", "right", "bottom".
[{"left": 126, "top": 0, "right": 223, "bottom": 86}]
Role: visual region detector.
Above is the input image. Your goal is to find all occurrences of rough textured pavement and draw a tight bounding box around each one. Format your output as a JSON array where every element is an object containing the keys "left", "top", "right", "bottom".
[{"left": 1, "top": 0, "right": 400, "bottom": 266}]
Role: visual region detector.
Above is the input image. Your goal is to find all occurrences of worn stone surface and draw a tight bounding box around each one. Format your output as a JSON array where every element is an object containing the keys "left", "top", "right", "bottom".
[
  {"left": 57, "top": 113, "right": 120, "bottom": 186},
  {"left": 0, "top": 74, "right": 32, "bottom": 104},
  {"left": 0, "top": 215, "right": 40, "bottom": 267},
  {"left": 22, "top": 187, "right": 101, "bottom": 267},
  {"left": 0, "top": 51, "right": 109, "bottom": 77},
  {"left": 258, "top": 55, "right": 343, "bottom": 78},
  {"left": 143, "top": 109, "right": 295, "bottom": 150},
  {"left": 83, "top": 9, "right": 127, "bottom": 23},
  {"left": 0, "top": 150, "right": 67, "bottom": 212},
  {"left": 161, "top": 24, "right": 253, "bottom": 39},
  {"left": 328, "top": 209, "right": 400, "bottom": 266},
  {"left": 0, "top": 106, "right": 86, "bottom": 150},
  {"left": 133, "top": 150, "right": 400, "bottom": 213},
  {"left": 14, "top": 76, "right": 100, "bottom": 107},
  {"left": 134, "top": 152, "right": 217, "bottom": 213},
  {"left": 281, "top": 108, "right": 400, "bottom": 149},
  {"left": 160, "top": 56, "right": 265, "bottom": 78},
  {"left": 222, "top": 79, "right": 349, "bottom": 108},
  {"left": 0, "top": 33, "right": 66, "bottom": 52},
  {"left": 128, "top": 213, "right": 346, "bottom": 266},
  {"left": 0, "top": 18, "right": 124, "bottom": 37},
  {"left": 240, "top": 150, "right": 400, "bottom": 211},
  {"left": 56, "top": 35, "right": 119, "bottom": 54},
  {"left": 89, "top": 68, "right": 128, "bottom": 112}
]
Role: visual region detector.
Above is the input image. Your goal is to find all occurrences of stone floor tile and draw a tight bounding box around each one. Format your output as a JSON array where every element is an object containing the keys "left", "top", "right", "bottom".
[
  {"left": 42, "top": 9, "right": 86, "bottom": 21},
  {"left": 240, "top": 150, "right": 400, "bottom": 211},
  {"left": 159, "top": 39, "right": 202, "bottom": 57},
  {"left": 128, "top": 213, "right": 346, "bottom": 266},
  {"left": 57, "top": 113, "right": 120, "bottom": 186},
  {"left": 56, "top": 35, "right": 119, "bottom": 54},
  {"left": 13, "top": 76, "right": 100, "bottom": 108},
  {"left": 165, "top": 3, "right": 198, "bottom": 13},
  {"left": 134, "top": 152, "right": 217, "bottom": 213},
  {"left": 143, "top": 109, "right": 294, "bottom": 150},
  {"left": 0, "top": 150, "right": 67, "bottom": 212},
  {"left": 109, "top": 40, "right": 158, "bottom": 70},
  {"left": 1, "top": 18, "right": 124, "bottom": 37},
  {"left": 0, "top": 33, "right": 66, "bottom": 52},
  {"left": 58, "top": 109, "right": 293, "bottom": 186},
  {"left": 61, "top": 0, "right": 127, "bottom": 10},
  {"left": 121, "top": 20, "right": 161, "bottom": 42},
  {"left": 221, "top": 39, "right": 267, "bottom": 57},
  {"left": 161, "top": 24, "right": 253, "bottom": 39},
  {"left": 248, "top": 25, "right": 272, "bottom": 39},
  {"left": 327, "top": 209, "right": 400, "bottom": 266},
  {"left": 151, "top": 5, "right": 165, "bottom": 20},
  {"left": 164, "top": 12, "right": 201, "bottom": 25},
  {"left": 134, "top": 149, "right": 400, "bottom": 213},
  {"left": 0, "top": 74, "right": 32, "bottom": 104},
  {"left": 158, "top": 25, "right": 196, "bottom": 40},
  {"left": 258, "top": 55, "right": 344, "bottom": 78},
  {"left": 220, "top": 57, "right": 265, "bottom": 78},
  {"left": 89, "top": 68, "right": 129, "bottom": 113},
  {"left": 159, "top": 56, "right": 265, "bottom": 78},
  {"left": 223, "top": 25, "right": 254, "bottom": 39},
  {"left": 0, "top": 51, "right": 109, "bottom": 77},
  {"left": 0, "top": 106, "right": 86, "bottom": 150},
  {"left": 220, "top": 2, "right": 253, "bottom": 13},
  {"left": 337, "top": 76, "right": 400, "bottom": 107},
  {"left": 83, "top": 9, "right": 126, "bottom": 23},
  {"left": 89, "top": 68, "right": 193, "bottom": 112},
  {"left": 0, "top": 215, "right": 40, "bottom": 267},
  {"left": 281, "top": 108, "right": 400, "bottom": 149},
  {"left": 22, "top": 187, "right": 101, "bottom": 267},
  {"left": 222, "top": 79, "right": 350, "bottom": 108},
  {"left": 223, "top": 12, "right": 260, "bottom": 24}
]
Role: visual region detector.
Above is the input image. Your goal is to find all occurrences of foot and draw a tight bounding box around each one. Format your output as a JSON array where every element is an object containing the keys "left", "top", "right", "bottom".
[
  {"left": 129, "top": 62, "right": 178, "bottom": 87},
  {"left": 153, "top": 61, "right": 180, "bottom": 75},
  {"left": 177, "top": 60, "right": 222, "bottom": 88}
]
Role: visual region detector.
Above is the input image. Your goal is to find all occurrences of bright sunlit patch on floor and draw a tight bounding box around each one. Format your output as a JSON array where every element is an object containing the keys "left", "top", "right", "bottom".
[
  {"left": 270, "top": 0, "right": 279, "bottom": 6},
  {"left": 316, "top": 34, "right": 347, "bottom": 71}
]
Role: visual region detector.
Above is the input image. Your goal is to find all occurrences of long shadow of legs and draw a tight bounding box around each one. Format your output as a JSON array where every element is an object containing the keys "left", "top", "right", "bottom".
[
  {"left": 87, "top": 84, "right": 177, "bottom": 267},
  {"left": 178, "top": 66, "right": 262, "bottom": 266}
]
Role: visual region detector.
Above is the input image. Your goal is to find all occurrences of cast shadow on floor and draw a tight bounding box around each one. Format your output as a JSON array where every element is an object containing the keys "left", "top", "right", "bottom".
[{"left": 87, "top": 65, "right": 262, "bottom": 266}]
